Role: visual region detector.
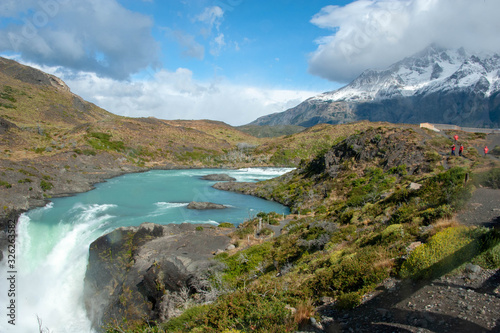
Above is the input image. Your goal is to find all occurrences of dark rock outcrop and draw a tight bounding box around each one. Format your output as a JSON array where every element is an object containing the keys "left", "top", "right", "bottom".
[
  {"left": 0, "top": 117, "right": 18, "bottom": 134},
  {"left": 200, "top": 174, "right": 236, "bottom": 181},
  {"left": 187, "top": 201, "right": 228, "bottom": 210},
  {"left": 84, "top": 222, "right": 231, "bottom": 331}
]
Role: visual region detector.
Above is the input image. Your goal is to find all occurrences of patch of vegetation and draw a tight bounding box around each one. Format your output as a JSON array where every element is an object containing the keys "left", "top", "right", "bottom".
[
  {"left": 0, "top": 180, "right": 12, "bottom": 188},
  {"left": 237, "top": 124, "right": 305, "bottom": 138},
  {"left": 18, "top": 169, "right": 36, "bottom": 177},
  {"left": 175, "top": 147, "right": 218, "bottom": 163},
  {"left": 0, "top": 86, "right": 18, "bottom": 109},
  {"left": 218, "top": 222, "right": 235, "bottom": 228},
  {"left": 40, "top": 180, "right": 53, "bottom": 191},
  {"left": 400, "top": 227, "right": 482, "bottom": 279},
  {"left": 87, "top": 132, "right": 125, "bottom": 152}
]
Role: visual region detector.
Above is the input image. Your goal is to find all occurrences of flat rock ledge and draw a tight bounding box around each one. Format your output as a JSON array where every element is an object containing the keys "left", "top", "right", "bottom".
[
  {"left": 83, "top": 222, "right": 231, "bottom": 331},
  {"left": 200, "top": 173, "right": 236, "bottom": 181},
  {"left": 187, "top": 201, "right": 228, "bottom": 210}
]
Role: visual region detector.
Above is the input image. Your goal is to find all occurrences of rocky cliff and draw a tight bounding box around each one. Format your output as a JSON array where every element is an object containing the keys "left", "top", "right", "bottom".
[{"left": 84, "top": 222, "right": 232, "bottom": 331}]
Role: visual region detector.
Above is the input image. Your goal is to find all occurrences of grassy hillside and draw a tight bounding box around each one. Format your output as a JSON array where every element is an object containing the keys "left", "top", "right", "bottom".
[{"left": 237, "top": 124, "right": 305, "bottom": 138}]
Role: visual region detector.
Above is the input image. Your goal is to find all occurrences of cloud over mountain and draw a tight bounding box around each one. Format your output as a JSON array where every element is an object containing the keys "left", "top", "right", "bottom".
[{"left": 308, "top": 0, "right": 500, "bottom": 83}]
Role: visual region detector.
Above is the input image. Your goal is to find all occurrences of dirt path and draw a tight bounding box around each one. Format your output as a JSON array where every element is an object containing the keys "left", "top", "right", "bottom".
[
  {"left": 458, "top": 188, "right": 500, "bottom": 229},
  {"left": 310, "top": 268, "right": 500, "bottom": 333}
]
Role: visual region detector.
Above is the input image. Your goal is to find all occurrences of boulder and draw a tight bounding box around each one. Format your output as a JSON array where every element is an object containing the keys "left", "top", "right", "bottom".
[
  {"left": 187, "top": 201, "right": 227, "bottom": 210},
  {"left": 200, "top": 174, "right": 236, "bottom": 181},
  {"left": 408, "top": 182, "right": 423, "bottom": 190}
]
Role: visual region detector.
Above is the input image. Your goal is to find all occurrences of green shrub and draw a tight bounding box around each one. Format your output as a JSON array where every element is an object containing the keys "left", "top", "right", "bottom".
[
  {"left": 473, "top": 229, "right": 500, "bottom": 269},
  {"left": 218, "top": 222, "right": 235, "bottom": 228},
  {"left": 83, "top": 149, "right": 97, "bottom": 156},
  {"left": 425, "top": 151, "right": 441, "bottom": 163},
  {"left": 201, "top": 290, "right": 295, "bottom": 332},
  {"left": 419, "top": 167, "right": 471, "bottom": 208},
  {"left": 400, "top": 226, "right": 477, "bottom": 279},
  {"left": 40, "top": 180, "right": 53, "bottom": 192},
  {"left": 234, "top": 226, "right": 254, "bottom": 239},
  {"left": 419, "top": 205, "right": 453, "bottom": 224},
  {"left": 0, "top": 180, "right": 12, "bottom": 188},
  {"left": 18, "top": 169, "right": 35, "bottom": 177},
  {"left": 335, "top": 292, "right": 362, "bottom": 310},
  {"left": 258, "top": 227, "right": 273, "bottom": 236},
  {"left": 389, "top": 204, "right": 417, "bottom": 225},
  {"left": 195, "top": 226, "right": 204, "bottom": 231},
  {"left": 388, "top": 164, "right": 407, "bottom": 176},
  {"left": 312, "top": 246, "right": 390, "bottom": 296},
  {"left": 218, "top": 243, "right": 272, "bottom": 284},
  {"left": 87, "top": 132, "right": 125, "bottom": 152},
  {"left": 381, "top": 224, "right": 403, "bottom": 242},
  {"left": 162, "top": 304, "right": 210, "bottom": 332}
]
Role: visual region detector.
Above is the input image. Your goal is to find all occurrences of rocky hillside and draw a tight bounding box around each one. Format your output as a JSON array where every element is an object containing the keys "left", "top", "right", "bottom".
[
  {"left": 100, "top": 124, "right": 499, "bottom": 332},
  {"left": 250, "top": 45, "right": 500, "bottom": 128}
]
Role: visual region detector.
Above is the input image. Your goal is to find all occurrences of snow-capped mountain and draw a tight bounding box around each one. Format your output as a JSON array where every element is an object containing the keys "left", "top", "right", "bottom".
[{"left": 250, "top": 45, "right": 500, "bottom": 128}]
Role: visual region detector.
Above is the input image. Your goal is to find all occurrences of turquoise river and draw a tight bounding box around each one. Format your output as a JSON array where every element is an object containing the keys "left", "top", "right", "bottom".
[{"left": 0, "top": 168, "right": 292, "bottom": 333}]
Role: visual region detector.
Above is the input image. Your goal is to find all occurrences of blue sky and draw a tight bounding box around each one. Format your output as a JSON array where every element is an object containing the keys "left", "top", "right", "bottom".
[
  {"left": 129, "top": 0, "right": 349, "bottom": 91},
  {"left": 0, "top": 0, "right": 499, "bottom": 125}
]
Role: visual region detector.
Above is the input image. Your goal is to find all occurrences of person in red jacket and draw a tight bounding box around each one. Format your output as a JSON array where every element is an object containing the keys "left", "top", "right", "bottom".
[
  {"left": 459, "top": 144, "right": 464, "bottom": 156},
  {"left": 451, "top": 144, "right": 456, "bottom": 156},
  {"left": 453, "top": 134, "right": 459, "bottom": 141},
  {"left": 484, "top": 146, "right": 489, "bottom": 155}
]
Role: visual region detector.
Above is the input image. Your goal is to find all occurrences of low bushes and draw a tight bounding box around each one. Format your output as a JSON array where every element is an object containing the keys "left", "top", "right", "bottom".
[{"left": 400, "top": 226, "right": 477, "bottom": 279}]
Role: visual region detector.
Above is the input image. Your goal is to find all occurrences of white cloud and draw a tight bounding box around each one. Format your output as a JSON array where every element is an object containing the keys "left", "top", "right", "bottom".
[
  {"left": 196, "top": 6, "right": 224, "bottom": 37},
  {"left": 0, "top": 0, "right": 160, "bottom": 80},
  {"left": 309, "top": 0, "right": 500, "bottom": 83},
  {"left": 24, "top": 63, "right": 317, "bottom": 126},
  {"left": 167, "top": 29, "right": 205, "bottom": 60},
  {"left": 210, "top": 33, "right": 226, "bottom": 56}
]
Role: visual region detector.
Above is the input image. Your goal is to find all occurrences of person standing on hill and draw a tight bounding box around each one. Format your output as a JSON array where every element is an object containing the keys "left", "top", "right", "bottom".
[
  {"left": 459, "top": 144, "right": 464, "bottom": 156},
  {"left": 454, "top": 134, "right": 459, "bottom": 142},
  {"left": 484, "top": 146, "right": 489, "bottom": 155},
  {"left": 451, "top": 144, "right": 456, "bottom": 156}
]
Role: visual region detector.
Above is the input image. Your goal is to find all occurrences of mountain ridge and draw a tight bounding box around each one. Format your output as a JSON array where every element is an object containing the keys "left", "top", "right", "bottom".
[{"left": 250, "top": 45, "right": 500, "bottom": 128}]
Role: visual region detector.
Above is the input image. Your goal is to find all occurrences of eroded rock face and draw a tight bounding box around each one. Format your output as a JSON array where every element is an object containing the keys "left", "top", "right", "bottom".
[{"left": 84, "top": 222, "right": 231, "bottom": 331}]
